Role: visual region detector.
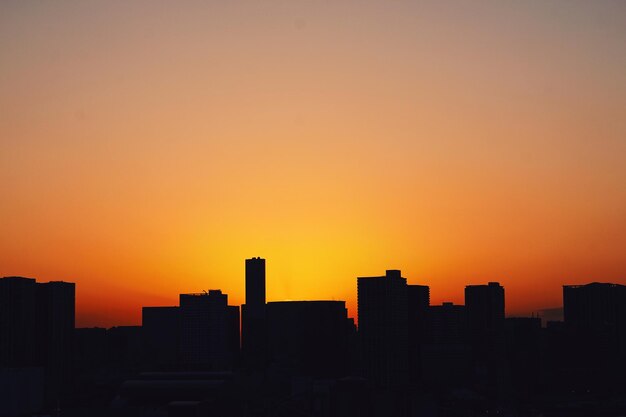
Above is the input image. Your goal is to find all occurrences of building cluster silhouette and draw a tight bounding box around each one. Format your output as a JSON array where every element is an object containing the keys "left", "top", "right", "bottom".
[
  {"left": 0, "top": 277, "right": 75, "bottom": 415},
  {"left": 1, "top": 260, "right": 626, "bottom": 416}
]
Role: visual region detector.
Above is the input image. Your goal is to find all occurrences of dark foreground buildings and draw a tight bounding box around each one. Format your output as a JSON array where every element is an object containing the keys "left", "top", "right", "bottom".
[
  {"left": 266, "top": 300, "right": 353, "bottom": 377},
  {"left": 421, "top": 301, "right": 471, "bottom": 386},
  {"left": 3, "top": 267, "right": 626, "bottom": 417},
  {"left": 0, "top": 276, "right": 75, "bottom": 415},
  {"left": 407, "top": 284, "right": 429, "bottom": 383},
  {"left": 139, "top": 290, "right": 240, "bottom": 371},
  {"left": 179, "top": 290, "right": 237, "bottom": 370},
  {"left": 142, "top": 306, "right": 180, "bottom": 369},
  {"left": 563, "top": 282, "right": 626, "bottom": 353},
  {"left": 559, "top": 282, "right": 626, "bottom": 391}
]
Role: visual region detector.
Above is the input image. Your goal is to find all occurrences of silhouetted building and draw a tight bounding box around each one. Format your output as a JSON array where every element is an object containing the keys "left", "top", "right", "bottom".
[
  {"left": 35, "top": 281, "right": 75, "bottom": 403},
  {"left": 245, "top": 257, "right": 266, "bottom": 307},
  {"left": 465, "top": 282, "right": 505, "bottom": 336},
  {"left": 333, "top": 377, "right": 374, "bottom": 417},
  {"left": 0, "top": 278, "right": 45, "bottom": 416},
  {"left": 465, "top": 282, "right": 506, "bottom": 392},
  {"left": 504, "top": 317, "right": 541, "bottom": 397},
  {"left": 0, "top": 367, "right": 44, "bottom": 416},
  {"left": 0, "top": 277, "right": 75, "bottom": 408},
  {"left": 141, "top": 295, "right": 239, "bottom": 372},
  {"left": 504, "top": 317, "right": 541, "bottom": 339},
  {"left": 357, "top": 269, "right": 408, "bottom": 387},
  {"left": 73, "top": 327, "right": 107, "bottom": 375},
  {"left": 541, "top": 320, "right": 577, "bottom": 394},
  {"left": 266, "top": 301, "right": 351, "bottom": 377},
  {"left": 142, "top": 306, "right": 180, "bottom": 369},
  {"left": 422, "top": 302, "right": 471, "bottom": 386},
  {"left": 107, "top": 326, "right": 142, "bottom": 371},
  {"left": 408, "top": 285, "right": 429, "bottom": 313},
  {"left": 407, "top": 284, "right": 429, "bottom": 383},
  {"left": 538, "top": 307, "right": 564, "bottom": 324},
  {"left": 180, "top": 290, "right": 232, "bottom": 370},
  {"left": 427, "top": 302, "right": 467, "bottom": 344},
  {"left": 242, "top": 257, "right": 267, "bottom": 371},
  {"left": 227, "top": 305, "right": 240, "bottom": 368},
  {"left": 563, "top": 282, "right": 626, "bottom": 376},
  {"left": 563, "top": 282, "right": 626, "bottom": 334},
  {"left": 0, "top": 277, "right": 38, "bottom": 367}
]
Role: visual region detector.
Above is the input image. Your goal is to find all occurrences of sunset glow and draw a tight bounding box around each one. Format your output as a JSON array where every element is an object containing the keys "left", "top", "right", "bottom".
[{"left": 1, "top": 1, "right": 625, "bottom": 327}]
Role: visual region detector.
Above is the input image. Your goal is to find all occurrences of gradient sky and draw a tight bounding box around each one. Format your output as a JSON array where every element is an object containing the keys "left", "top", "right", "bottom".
[{"left": 1, "top": 1, "right": 625, "bottom": 327}]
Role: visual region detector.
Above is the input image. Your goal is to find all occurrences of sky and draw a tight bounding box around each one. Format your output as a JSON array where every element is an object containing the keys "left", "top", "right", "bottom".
[{"left": 1, "top": 0, "right": 625, "bottom": 327}]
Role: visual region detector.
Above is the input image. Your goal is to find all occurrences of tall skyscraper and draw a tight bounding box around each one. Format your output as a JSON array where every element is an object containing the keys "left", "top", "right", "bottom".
[
  {"left": 245, "top": 257, "right": 266, "bottom": 307},
  {"left": 357, "top": 269, "right": 409, "bottom": 387},
  {"left": 242, "top": 257, "right": 267, "bottom": 371}
]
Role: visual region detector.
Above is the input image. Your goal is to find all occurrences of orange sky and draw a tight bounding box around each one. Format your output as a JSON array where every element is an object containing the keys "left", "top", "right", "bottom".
[{"left": 1, "top": 1, "right": 625, "bottom": 327}]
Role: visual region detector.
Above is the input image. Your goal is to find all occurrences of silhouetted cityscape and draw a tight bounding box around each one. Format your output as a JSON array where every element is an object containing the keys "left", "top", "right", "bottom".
[{"left": 2, "top": 259, "right": 626, "bottom": 416}]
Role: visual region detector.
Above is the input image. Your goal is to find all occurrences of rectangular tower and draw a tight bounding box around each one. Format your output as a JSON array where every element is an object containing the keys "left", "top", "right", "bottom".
[
  {"left": 242, "top": 257, "right": 267, "bottom": 371},
  {"left": 36, "top": 281, "right": 75, "bottom": 404},
  {"left": 465, "top": 282, "right": 505, "bottom": 336},
  {"left": 0, "top": 277, "right": 75, "bottom": 407},
  {"left": 245, "top": 257, "right": 266, "bottom": 307},
  {"left": 563, "top": 282, "right": 626, "bottom": 359},
  {"left": 357, "top": 269, "right": 409, "bottom": 387},
  {"left": 464, "top": 282, "right": 506, "bottom": 391},
  {"left": 407, "top": 284, "right": 430, "bottom": 383},
  {"left": 563, "top": 282, "right": 626, "bottom": 331},
  {"left": 179, "top": 290, "right": 231, "bottom": 370},
  {"left": 0, "top": 277, "right": 37, "bottom": 367}
]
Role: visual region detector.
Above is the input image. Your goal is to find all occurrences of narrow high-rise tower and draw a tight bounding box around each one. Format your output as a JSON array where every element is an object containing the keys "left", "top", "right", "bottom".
[
  {"left": 245, "top": 257, "right": 266, "bottom": 307},
  {"left": 242, "top": 257, "right": 267, "bottom": 370}
]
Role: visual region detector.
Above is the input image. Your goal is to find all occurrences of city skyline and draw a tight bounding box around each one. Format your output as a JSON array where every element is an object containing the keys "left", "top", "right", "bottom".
[
  {"left": 3, "top": 259, "right": 626, "bottom": 415},
  {"left": 2, "top": 1, "right": 625, "bottom": 415},
  {"left": 4, "top": 257, "right": 620, "bottom": 328},
  {"left": 2, "top": 257, "right": 623, "bottom": 327}
]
